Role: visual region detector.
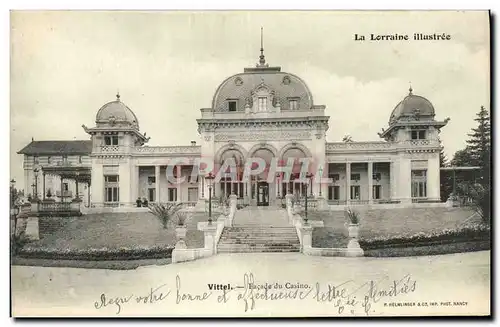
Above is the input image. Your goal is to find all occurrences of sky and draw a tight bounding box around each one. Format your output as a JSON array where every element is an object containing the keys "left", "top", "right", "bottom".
[{"left": 9, "top": 10, "right": 490, "bottom": 190}]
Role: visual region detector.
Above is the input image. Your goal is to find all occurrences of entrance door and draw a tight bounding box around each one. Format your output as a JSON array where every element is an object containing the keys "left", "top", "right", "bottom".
[{"left": 257, "top": 182, "right": 269, "bottom": 206}]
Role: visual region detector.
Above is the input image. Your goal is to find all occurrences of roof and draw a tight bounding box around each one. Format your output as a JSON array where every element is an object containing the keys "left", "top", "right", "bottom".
[
  {"left": 211, "top": 66, "right": 314, "bottom": 112},
  {"left": 389, "top": 89, "right": 435, "bottom": 125},
  {"left": 17, "top": 140, "right": 92, "bottom": 155}
]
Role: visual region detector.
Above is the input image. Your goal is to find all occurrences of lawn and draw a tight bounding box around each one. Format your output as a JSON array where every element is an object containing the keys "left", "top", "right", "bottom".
[
  {"left": 29, "top": 211, "right": 209, "bottom": 251},
  {"left": 309, "top": 207, "right": 480, "bottom": 248}
]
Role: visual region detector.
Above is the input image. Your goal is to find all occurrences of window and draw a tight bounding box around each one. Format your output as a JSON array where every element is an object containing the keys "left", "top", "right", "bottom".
[
  {"left": 148, "top": 188, "right": 156, "bottom": 202},
  {"left": 350, "top": 185, "right": 360, "bottom": 200},
  {"left": 78, "top": 156, "right": 82, "bottom": 164},
  {"left": 258, "top": 97, "right": 267, "bottom": 112},
  {"left": 373, "top": 185, "right": 381, "bottom": 199},
  {"left": 168, "top": 188, "right": 177, "bottom": 202},
  {"left": 328, "top": 185, "right": 340, "bottom": 200},
  {"left": 188, "top": 187, "right": 198, "bottom": 202},
  {"left": 351, "top": 173, "right": 361, "bottom": 181},
  {"left": 63, "top": 183, "right": 69, "bottom": 191},
  {"left": 411, "top": 130, "right": 426, "bottom": 140},
  {"left": 372, "top": 173, "right": 381, "bottom": 181},
  {"left": 411, "top": 170, "right": 427, "bottom": 198},
  {"left": 104, "top": 136, "right": 119, "bottom": 146},
  {"left": 104, "top": 175, "right": 119, "bottom": 203},
  {"left": 228, "top": 100, "right": 237, "bottom": 112},
  {"left": 289, "top": 99, "right": 299, "bottom": 110},
  {"left": 329, "top": 173, "right": 340, "bottom": 182},
  {"left": 105, "top": 175, "right": 119, "bottom": 183},
  {"left": 148, "top": 176, "right": 156, "bottom": 185},
  {"left": 34, "top": 156, "right": 39, "bottom": 164}
]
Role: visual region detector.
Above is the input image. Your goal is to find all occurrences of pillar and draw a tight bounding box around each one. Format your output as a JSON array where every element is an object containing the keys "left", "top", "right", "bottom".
[
  {"left": 75, "top": 179, "right": 79, "bottom": 200},
  {"left": 155, "top": 165, "right": 161, "bottom": 203},
  {"left": 427, "top": 155, "right": 441, "bottom": 201},
  {"left": 90, "top": 162, "right": 103, "bottom": 206},
  {"left": 346, "top": 162, "right": 351, "bottom": 205},
  {"left": 134, "top": 165, "right": 139, "bottom": 202},
  {"left": 368, "top": 161, "right": 373, "bottom": 204},
  {"left": 398, "top": 158, "right": 412, "bottom": 204},
  {"left": 42, "top": 172, "right": 46, "bottom": 200},
  {"left": 176, "top": 165, "right": 181, "bottom": 202},
  {"left": 60, "top": 176, "right": 64, "bottom": 203}
]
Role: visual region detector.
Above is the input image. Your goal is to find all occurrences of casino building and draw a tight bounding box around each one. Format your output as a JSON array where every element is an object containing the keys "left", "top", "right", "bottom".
[{"left": 18, "top": 48, "right": 449, "bottom": 209}]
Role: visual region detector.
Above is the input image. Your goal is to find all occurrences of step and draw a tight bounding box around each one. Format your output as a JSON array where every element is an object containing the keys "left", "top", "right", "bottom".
[{"left": 217, "top": 248, "right": 300, "bottom": 253}]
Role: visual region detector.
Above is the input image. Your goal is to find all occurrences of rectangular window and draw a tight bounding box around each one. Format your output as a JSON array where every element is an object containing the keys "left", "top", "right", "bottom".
[
  {"left": 104, "top": 136, "right": 119, "bottom": 146},
  {"left": 105, "top": 175, "right": 119, "bottom": 183},
  {"left": 373, "top": 185, "right": 381, "bottom": 199},
  {"left": 147, "top": 176, "right": 156, "bottom": 185},
  {"left": 148, "top": 188, "right": 155, "bottom": 202},
  {"left": 228, "top": 100, "right": 237, "bottom": 112},
  {"left": 411, "top": 130, "right": 426, "bottom": 140},
  {"left": 329, "top": 173, "right": 340, "bottom": 182},
  {"left": 104, "top": 174, "right": 119, "bottom": 203},
  {"left": 258, "top": 97, "right": 267, "bottom": 112},
  {"left": 372, "top": 172, "right": 381, "bottom": 181},
  {"left": 350, "top": 185, "right": 360, "bottom": 200},
  {"left": 289, "top": 99, "right": 299, "bottom": 110},
  {"left": 168, "top": 188, "right": 177, "bottom": 202},
  {"left": 328, "top": 186, "right": 340, "bottom": 200},
  {"left": 188, "top": 187, "right": 198, "bottom": 202},
  {"left": 351, "top": 173, "right": 361, "bottom": 181},
  {"left": 411, "top": 170, "right": 427, "bottom": 198},
  {"left": 63, "top": 183, "right": 69, "bottom": 191}
]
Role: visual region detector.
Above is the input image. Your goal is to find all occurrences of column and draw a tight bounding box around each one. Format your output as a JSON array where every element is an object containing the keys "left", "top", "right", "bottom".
[
  {"left": 134, "top": 165, "right": 140, "bottom": 202},
  {"left": 398, "top": 158, "right": 412, "bottom": 204},
  {"left": 60, "top": 176, "right": 64, "bottom": 203},
  {"left": 426, "top": 155, "right": 441, "bottom": 201},
  {"left": 176, "top": 165, "right": 181, "bottom": 202},
  {"left": 346, "top": 162, "right": 351, "bottom": 205},
  {"left": 155, "top": 165, "right": 161, "bottom": 203},
  {"left": 368, "top": 161, "right": 373, "bottom": 204},
  {"left": 42, "top": 172, "right": 46, "bottom": 200},
  {"left": 75, "top": 179, "right": 79, "bottom": 200},
  {"left": 390, "top": 161, "right": 397, "bottom": 200}
]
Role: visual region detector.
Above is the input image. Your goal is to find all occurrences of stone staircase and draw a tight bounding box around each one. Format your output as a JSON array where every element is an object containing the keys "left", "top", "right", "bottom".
[
  {"left": 217, "top": 226, "right": 300, "bottom": 253},
  {"left": 217, "top": 207, "right": 300, "bottom": 253}
]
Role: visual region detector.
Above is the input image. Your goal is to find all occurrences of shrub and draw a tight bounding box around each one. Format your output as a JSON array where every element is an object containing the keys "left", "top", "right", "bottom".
[
  {"left": 175, "top": 211, "right": 190, "bottom": 226},
  {"left": 345, "top": 207, "right": 360, "bottom": 224},
  {"left": 148, "top": 202, "right": 184, "bottom": 229}
]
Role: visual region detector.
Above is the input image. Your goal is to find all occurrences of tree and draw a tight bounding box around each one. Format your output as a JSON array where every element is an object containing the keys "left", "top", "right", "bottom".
[
  {"left": 466, "top": 106, "right": 491, "bottom": 183},
  {"left": 439, "top": 140, "right": 454, "bottom": 201},
  {"left": 450, "top": 147, "right": 474, "bottom": 167},
  {"left": 148, "top": 202, "right": 184, "bottom": 229}
]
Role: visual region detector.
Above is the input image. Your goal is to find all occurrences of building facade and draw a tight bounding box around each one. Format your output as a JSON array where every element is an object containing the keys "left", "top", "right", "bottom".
[{"left": 18, "top": 52, "right": 449, "bottom": 208}]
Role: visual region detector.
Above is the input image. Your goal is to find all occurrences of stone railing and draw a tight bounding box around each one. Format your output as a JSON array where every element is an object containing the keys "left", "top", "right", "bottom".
[
  {"left": 39, "top": 202, "right": 74, "bottom": 212},
  {"left": 326, "top": 142, "right": 393, "bottom": 152},
  {"left": 134, "top": 146, "right": 201, "bottom": 154},
  {"left": 100, "top": 145, "right": 120, "bottom": 152}
]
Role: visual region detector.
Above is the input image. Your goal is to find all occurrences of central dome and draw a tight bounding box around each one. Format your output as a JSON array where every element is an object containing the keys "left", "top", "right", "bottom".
[{"left": 212, "top": 66, "right": 314, "bottom": 112}]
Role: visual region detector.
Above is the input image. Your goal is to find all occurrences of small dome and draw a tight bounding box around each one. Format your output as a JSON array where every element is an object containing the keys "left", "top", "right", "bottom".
[
  {"left": 389, "top": 87, "right": 435, "bottom": 125},
  {"left": 96, "top": 94, "right": 139, "bottom": 128}
]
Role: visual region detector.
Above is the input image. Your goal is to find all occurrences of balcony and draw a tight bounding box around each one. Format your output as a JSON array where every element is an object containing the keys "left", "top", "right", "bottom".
[
  {"left": 100, "top": 145, "right": 120, "bottom": 152},
  {"left": 55, "top": 190, "right": 73, "bottom": 198}
]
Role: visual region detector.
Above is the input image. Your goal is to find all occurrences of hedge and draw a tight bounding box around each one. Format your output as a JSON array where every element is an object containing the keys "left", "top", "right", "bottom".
[
  {"left": 17, "top": 245, "right": 174, "bottom": 261},
  {"left": 359, "top": 225, "right": 491, "bottom": 250}
]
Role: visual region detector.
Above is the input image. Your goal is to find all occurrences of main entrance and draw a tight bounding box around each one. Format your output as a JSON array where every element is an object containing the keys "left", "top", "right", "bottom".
[{"left": 257, "top": 181, "right": 269, "bottom": 206}]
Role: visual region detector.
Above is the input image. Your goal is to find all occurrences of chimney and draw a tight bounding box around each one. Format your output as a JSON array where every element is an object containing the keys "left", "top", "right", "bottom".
[{"left": 191, "top": 141, "right": 196, "bottom": 146}]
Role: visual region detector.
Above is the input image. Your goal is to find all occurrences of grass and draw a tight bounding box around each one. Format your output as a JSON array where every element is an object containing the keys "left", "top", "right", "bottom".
[
  {"left": 309, "top": 207, "right": 480, "bottom": 249},
  {"left": 29, "top": 211, "right": 209, "bottom": 252}
]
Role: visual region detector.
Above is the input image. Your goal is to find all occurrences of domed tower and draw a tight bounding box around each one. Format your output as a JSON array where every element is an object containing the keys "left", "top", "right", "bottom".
[
  {"left": 379, "top": 87, "right": 449, "bottom": 203},
  {"left": 379, "top": 86, "right": 449, "bottom": 143},
  {"left": 82, "top": 93, "right": 149, "bottom": 207}
]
